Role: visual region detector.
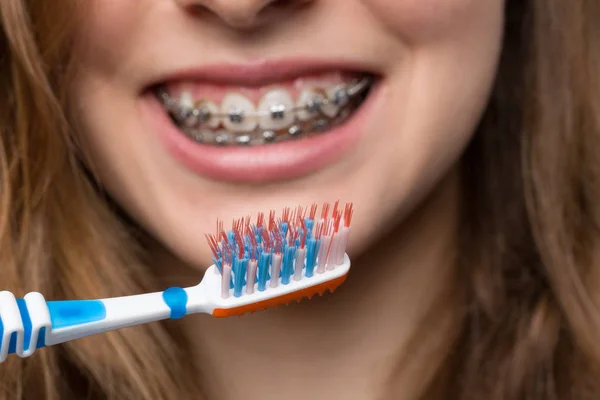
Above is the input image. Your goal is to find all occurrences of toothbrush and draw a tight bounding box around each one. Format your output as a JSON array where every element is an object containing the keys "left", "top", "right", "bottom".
[{"left": 0, "top": 202, "right": 353, "bottom": 363}]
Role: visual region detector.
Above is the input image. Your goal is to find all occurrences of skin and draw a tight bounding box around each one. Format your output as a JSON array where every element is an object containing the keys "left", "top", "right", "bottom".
[{"left": 70, "top": 0, "right": 504, "bottom": 399}]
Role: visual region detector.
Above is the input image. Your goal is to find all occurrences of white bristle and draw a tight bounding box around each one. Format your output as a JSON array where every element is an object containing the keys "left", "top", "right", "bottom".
[
  {"left": 247, "top": 260, "right": 257, "bottom": 294},
  {"left": 294, "top": 247, "right": 307, "bottom": 281},
  {"left": 221, "top": 264, "right": 231, "bottom": 299},
  {"left": 270, "top": 253, "right": 282, "bottom": 288}
]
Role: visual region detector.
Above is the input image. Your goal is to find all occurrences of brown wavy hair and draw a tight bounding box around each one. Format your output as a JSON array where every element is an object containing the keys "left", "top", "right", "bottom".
[{"left": 1, "top": 0, "right": 599, "bottom": 399}]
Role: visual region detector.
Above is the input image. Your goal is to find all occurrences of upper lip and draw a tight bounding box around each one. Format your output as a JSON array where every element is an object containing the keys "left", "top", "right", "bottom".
[{"left": 148, "top": 58, "right": 377, "bottom": 88}]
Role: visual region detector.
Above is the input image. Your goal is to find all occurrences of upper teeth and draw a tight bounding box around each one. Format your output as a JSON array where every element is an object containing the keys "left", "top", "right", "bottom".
[
  {"left": 258, "top": 89, "right": 295, "bottom": 130},
  {"left": 160, "top": 76, "right": 372, "bottom": 131},
  {"left": 296, "top": 89, "right": 325, "bottom": 121},
  {"left": 221, "top": 93, "right": 257, "bottom": 132}
]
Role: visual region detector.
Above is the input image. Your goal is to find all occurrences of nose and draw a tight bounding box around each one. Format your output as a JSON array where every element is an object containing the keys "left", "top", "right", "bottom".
[{"left": 176, "top": 0, "right": 313, "bottom": 30}]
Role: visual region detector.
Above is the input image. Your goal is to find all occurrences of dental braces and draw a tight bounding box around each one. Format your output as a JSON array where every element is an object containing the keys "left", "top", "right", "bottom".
[
  {"left": 180, "top": 98, "right": 359, "bottom": 146},
  {"left": 157, "top": 76, "right": 373, "bottom": 126}
]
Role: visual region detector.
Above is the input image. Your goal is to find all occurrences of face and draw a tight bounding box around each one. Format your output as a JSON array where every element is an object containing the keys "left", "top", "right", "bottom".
[{"left": 70, "top": 0, "right": 504, "bottom": 269}]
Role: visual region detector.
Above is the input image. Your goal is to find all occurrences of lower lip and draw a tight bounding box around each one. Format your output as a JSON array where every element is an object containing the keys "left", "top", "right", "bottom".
[{"left": 140, "top": 82, "right": 379, "bottom": 183}]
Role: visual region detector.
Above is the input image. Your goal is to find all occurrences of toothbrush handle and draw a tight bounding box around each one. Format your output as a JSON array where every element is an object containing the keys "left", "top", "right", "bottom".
[{"left": 0, "top": 286, "right": 193, "bottom": 362}]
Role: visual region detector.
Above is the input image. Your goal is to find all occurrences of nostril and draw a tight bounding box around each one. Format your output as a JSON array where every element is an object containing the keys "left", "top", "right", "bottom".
[{"left": 179, "top": 0, "right": 315, "bottom": 30}]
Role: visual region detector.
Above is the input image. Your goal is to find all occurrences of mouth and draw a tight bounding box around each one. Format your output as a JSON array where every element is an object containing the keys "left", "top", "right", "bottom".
[
  {"left": 142, "top": 60, "right": 380, "bottom": 182},
  {"left": 153, "top": 71, "right": 373, "bottom": 146}
]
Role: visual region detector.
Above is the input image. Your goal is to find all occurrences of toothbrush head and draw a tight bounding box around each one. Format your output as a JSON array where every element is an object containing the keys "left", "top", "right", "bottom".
[{"left": 200, "top": 202, "right": 353, "bottom": 317}]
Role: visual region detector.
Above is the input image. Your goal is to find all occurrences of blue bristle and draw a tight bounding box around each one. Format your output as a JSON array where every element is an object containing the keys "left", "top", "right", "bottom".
[
  {"left": 233, "top": 257, "right": 248, "bottom": 297},
  {"left": 305, "top": 218, "right": 315, "bottom": 239},
  {"left": 305, "top": 237, "right": 320, "bottom": 277},
  {"left": 281, "top": 222, "right": 289, "bottom": 238},
  {"left": 281, "top": 246, "right": 296, "bottom": 285},
  {"left": 214, "top": 258, "right": 223, "bottom": 274},
  {"left": 241, "top": 258, "right": 249, "bottom": 292},
  {"left": 257, "top": 252, "right": 271, "bottom": 291},
  {"left": 227, "top": 230, "right": 235, "bottom": 243}
]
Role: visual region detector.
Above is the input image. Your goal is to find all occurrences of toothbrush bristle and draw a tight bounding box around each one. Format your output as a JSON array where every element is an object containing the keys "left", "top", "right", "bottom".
[
  {"left": 309, "top": 203, "right": 317, "bottom": 219},
  {"left": 206, "top": 201, "right": 353, "bottom": 314},
  {"left": 344, "top": 203, "right": 354, "bottom": 227}
]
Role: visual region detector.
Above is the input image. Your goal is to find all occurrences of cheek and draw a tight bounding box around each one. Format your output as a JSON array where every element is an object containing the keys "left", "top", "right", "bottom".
[
  {"left": 365, "top": 0, "right": 504, "bottom": 43},
  {"left": 73, "top": 1, "right": 153, "bottom": 83}
]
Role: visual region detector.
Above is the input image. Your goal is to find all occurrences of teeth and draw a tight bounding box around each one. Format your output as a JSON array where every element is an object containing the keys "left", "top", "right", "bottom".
[
  {"left": 165, "top": 76, "right": 372, "bottom": 146},
  {"left": 176, "top": 91, "right": 197, "bottom": 127},
  {"left": 262, "top": 130, "right": 277, "bottom": 142},
  {"left": 190, "top": 129, "right": 210, "bottom": 143},
  {"left": 314, "top": 119, "right": 329, "bottom": 131},
  {"left": 221, "top": 93, "right": 257, "bottom": 133},
  {"left": 320, "top": 84, "right": 347, "bottom": 118},
  {"left": 214, "top": 130, "right": 232, "bottom": 145},
  {"left": 258, "top": 89, "right": 295, "bottom": 130},
  {"left": 180, "top": 91, "right": 194, "bottom": 109},
  {"left": 195, "top": 99, "right": 220, "bottom": 129},
  {"left": 296, "top": 89, "right": 325, "bottom": 121}
]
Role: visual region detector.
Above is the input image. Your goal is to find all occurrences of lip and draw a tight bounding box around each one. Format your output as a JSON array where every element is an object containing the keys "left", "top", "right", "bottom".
[
  {"left": 146, "top": 58, "right": 377, "bottom": 87},
  {"left": 139, "top": 57, "right": 381, "bottom": 183},
  {"left": 140, "top": 76, "right": 380, "bottom": 183}
]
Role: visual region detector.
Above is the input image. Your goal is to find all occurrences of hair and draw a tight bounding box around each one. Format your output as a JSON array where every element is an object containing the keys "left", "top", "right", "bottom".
[{"left": 0, "top": 0, "right": 599, "bottom": 399}]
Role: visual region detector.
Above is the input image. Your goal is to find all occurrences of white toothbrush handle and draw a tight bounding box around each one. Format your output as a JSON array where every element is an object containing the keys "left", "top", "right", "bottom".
[{"left": 0, "top": 286, "right": 208, "bottom": 362}]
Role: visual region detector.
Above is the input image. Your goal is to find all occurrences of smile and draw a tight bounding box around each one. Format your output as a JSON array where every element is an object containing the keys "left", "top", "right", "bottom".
[{"left": 154, "top": 73, "right": 373, "bottom": 146}]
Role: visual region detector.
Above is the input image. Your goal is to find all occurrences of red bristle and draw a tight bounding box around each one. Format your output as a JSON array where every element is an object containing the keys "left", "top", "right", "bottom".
[
  {"left": 219, "top": 228, "right": 229, "bottom": 244},
  {"left": 309, "top": 203, "right": 318, "bottom": 220},
  {"left": 257, "top": 212, "right": 264, "bottom": 228},
  {"left": 296, "top": 205, "right": 304, "bottom": 222},
  {"left": 344, "top": 203, "right": 354, "bottom": 227},
  {"left": 274, "top": 234, "right": 283, "bottom": 254},
  {"left": 245, "top": 224, "right": 254, "bottom": 241},
  {"left": 270, "top": 218, "right": 280, "bottom": 239},
  {"left": 261, "top": 229, "right": 271, "bottom": 251},
  {"left": 290, "top": 207, "right": 297, "bottom": 228},
  {"left": 205, "top": 234, "right": 220, "bottom": 259},
  {"left": 246, "top": 225, "right": 258, "bottom": 259},
  {"left": 269, "top": 218, "right": 283, "bottom": 254},
  {"left": 233, "top": 228, "right": 244, "bottom": 259},
  {"left": 282, "top": 207, "right": 290, "bottom": 224},
  {"left": 321, "top": 202, "right": 330, "bottom": 220},
  {"left": 332, "top": 200, "right": 340, "bottom": 219},
  {"left": 333, "top": 210, "right": 342, "bottom": 233},
  {"left": 268, "top": 210, "right": 276, "bottom": 228},
  {"left": 298, "top": 216, "right": 307, "bottom": 248}
]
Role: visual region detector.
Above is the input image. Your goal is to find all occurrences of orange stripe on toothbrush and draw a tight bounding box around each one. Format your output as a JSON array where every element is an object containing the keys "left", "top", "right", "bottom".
[{"left": 212, "top": 273, "right": 348, "bottom": 317}]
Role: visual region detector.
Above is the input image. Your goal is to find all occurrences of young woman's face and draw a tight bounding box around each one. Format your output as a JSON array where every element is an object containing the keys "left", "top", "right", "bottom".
[{"left": 71, "top": 0, "right": 504, "bottom": 268}]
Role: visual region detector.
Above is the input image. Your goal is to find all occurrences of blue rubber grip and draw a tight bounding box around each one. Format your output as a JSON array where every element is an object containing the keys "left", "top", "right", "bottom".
[
  {"left": 0, "top": 299, "right": 103, "bottom": 355},
  {"left": 47, "top": 300, "right": 106, "bottom": 329},
  {"left": 162, "top": 287, "right": 188, "bottom": 319}
]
